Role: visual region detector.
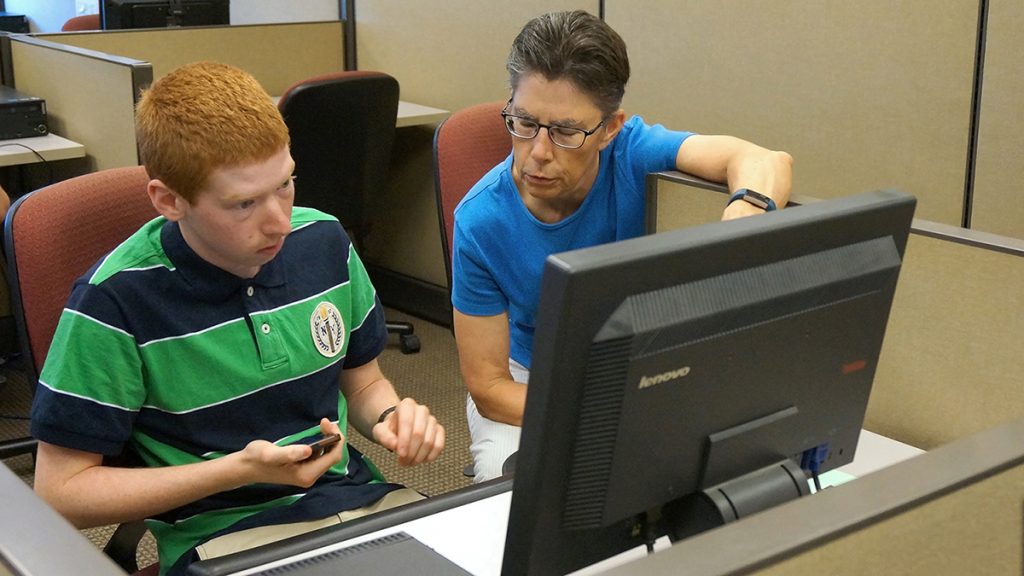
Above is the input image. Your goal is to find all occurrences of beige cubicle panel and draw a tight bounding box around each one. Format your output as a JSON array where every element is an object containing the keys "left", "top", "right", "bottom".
[
  {"left": 8, "top": 35, "right": 149, "bottom": 171},
  {"left": 602, "top": 416, "right": 1024, "bottom": 576},
  {"left": 606, "top": 1, "right": 978, "bottom": 227},
  {"left": 970, "top": 0, "right": 1024, "bottom": 239},
  {"left": 354, "top": 0, "right": 600, "bottom": 292},
  {"left": 356, "top": 0, "right": 598, "bottom": 113},
  {"left": 649, "top": 172, "right": 1024, "bottom": 451},
  {"left": 36, "top": 21, "right": 345, "bottom": 97},
  {"left": 869, "top": 223, "right": 1024, "bottom": 449}
]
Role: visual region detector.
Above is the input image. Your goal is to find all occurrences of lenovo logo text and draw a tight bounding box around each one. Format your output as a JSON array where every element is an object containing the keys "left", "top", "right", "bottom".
[{"left": 637, "top": 366, "right": 691, "bottom": 389}]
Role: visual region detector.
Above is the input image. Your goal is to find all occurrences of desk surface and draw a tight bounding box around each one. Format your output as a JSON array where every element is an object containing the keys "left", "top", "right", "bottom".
[
  {"left": 395, "top": 101, "right": 450, "bottom": 128},
  {"left": 268, "top": 98, "right": 449, "bottom": 129},
  {"left": 210, "top": 430, "right": 923, "bottom": 576},
  {"left": 0, "top": 133, "right": 86, "bottom": 168}
]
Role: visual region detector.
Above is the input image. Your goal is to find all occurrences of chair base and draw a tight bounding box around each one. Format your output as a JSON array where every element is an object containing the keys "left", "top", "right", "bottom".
[
  {"left": 386, "top": 321, "right": 420, "bottom": 354},
  {"left": 0, "top": 437, "right": 37, "bottom": 460},
  {"left": 103, "top": 520, "right": 151, "bottom": 574}
]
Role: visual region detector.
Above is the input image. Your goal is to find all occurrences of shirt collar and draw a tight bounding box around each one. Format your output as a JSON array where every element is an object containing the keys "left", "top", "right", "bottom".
[{"left": 160, "top": 220, "right": 287, "bottom": 302}]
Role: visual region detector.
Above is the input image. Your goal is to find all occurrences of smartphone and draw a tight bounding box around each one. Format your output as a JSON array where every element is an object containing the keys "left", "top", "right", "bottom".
[{"left": 290, "top": 433, "right": 341, "bottom": 460}]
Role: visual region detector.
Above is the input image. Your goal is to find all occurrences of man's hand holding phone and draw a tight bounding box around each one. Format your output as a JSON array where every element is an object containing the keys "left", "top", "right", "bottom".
[
  {"left": 239, "top": 418, "right": 345, "bottom": 488},
  {"left": 290, "top": 432, "right": 341, "bottom": 461}
]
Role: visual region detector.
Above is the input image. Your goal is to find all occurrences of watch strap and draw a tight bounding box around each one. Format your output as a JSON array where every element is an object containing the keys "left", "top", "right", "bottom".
[
  {"left": 728, "top": 188, "right": 777, "bottom": 212},
  {"left": 377, "top": 405, "right": 397, "bottom": 424}
]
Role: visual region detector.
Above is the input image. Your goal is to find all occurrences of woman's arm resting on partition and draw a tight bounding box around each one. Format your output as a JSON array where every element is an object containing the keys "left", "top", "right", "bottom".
[
  {"left": 453, "top": 309, "right": 528, "bottom": 427},
  {"left": 676, "top": 134, "right": 794, "bottom": 219}
]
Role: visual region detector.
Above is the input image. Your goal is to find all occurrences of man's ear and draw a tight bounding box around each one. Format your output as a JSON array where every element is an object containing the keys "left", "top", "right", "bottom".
[
  {"left": 147, "top": 179, "right": 187, "bottom": 222},
  {"left": 597, "top": 109, "right": 627, "bottom": 151}
]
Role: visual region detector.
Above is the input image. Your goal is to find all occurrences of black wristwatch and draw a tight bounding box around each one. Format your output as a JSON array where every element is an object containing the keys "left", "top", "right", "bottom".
[{"left": 728, "top": 188, "right": 777, "bottom": 212}]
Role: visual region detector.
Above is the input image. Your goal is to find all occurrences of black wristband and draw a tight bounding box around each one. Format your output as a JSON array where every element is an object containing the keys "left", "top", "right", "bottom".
[
  {"left": 376, "top": 405, "right": 397, "bottom": 424},
  {"left": 728, "top": 188, "right": 777, "bottom": 212}
]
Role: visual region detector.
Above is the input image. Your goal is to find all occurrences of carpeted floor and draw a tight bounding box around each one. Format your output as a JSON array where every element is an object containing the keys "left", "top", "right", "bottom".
[{"left": 0, "top": 308, "right": 472, "bottom": 569}]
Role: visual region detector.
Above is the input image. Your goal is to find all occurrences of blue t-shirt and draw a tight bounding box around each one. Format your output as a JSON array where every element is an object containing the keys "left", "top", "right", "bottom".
[{"left": 451, "top": 116, "right": 692, "bottom": 368}]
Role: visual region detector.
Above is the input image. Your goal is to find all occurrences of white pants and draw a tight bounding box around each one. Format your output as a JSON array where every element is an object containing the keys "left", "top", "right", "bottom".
[{"left": 466, "top": 359, "right": 529, "bottom": 483}]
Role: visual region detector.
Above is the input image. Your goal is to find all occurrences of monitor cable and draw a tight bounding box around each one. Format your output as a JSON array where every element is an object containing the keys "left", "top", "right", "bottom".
[
  {"left": 801, "top": 443, "right": 830, "bottom": 493},
  {"left": 0, "top": 142, "right": 54, "bottom": 188}
]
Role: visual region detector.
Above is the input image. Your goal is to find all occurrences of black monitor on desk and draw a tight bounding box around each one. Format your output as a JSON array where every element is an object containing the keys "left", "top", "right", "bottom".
[
  {"left": 501, "top": 190, "right": 916, "bottom": 576},
  {"left": 101, "top": 0, "right": 229, "bottom": 29}
]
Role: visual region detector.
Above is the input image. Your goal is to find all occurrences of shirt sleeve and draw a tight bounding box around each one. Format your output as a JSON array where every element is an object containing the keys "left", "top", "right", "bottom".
[
  {"left": 340, "top": 238, "right": 388, "bottom": 369},
  {"left": 31, "top": 281, "right": 144, "bottom": 456},
  {"left": 450, "top": 215, "right": 509, "bottom": 317},
  {"left": 618, "top": 116, "right": 694, "bottom": 186}
]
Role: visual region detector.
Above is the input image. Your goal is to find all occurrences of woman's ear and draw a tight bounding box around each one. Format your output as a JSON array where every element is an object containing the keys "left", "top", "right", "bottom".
[
  {"left": 597, "top": 109, "right": 627, "bottom": 151},
  {"left": 147, "top": 179, "right": 187, "bottom": 222}
]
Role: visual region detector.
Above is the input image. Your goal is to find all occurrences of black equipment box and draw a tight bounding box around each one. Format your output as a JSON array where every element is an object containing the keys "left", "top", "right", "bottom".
[
  {"left": 0, "top": 85, "right": 48, "bottom": 140},
  {"left": 0, "top": 12, "right": 29, "bottom": 33}
]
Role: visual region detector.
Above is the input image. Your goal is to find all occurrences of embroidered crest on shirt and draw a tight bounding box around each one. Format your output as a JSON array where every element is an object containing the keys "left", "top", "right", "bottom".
[{"left": 310, "top": 302, "right": 345, "bottom": 358}]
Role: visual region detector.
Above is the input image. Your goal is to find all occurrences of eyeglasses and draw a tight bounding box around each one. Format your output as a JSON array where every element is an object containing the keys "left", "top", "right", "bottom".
[{"left": 501, "top": 100, "right": 608, "bottom": 150}]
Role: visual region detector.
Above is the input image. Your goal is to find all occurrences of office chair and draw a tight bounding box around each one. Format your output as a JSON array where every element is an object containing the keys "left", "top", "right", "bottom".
[
  {"left": 3, "top": 166, "right": 159, "bottom": 575},
  {"left": 61, "top": 13, "right": 101, "bottom": 31},
  {"left": 432, "top": 101, "right": 512, "bottom": 477},
  {"left": 432, "top": 100, "right": 512, "bottom": 304},
  {"left": 278, "top": 71, "right": 420, "bottom": 354}
]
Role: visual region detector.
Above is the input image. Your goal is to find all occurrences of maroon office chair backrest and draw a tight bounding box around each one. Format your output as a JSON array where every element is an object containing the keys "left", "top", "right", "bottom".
[
  {"left": 4, "top": 166, "right": 157, "bottom": 382},
  {"left": 61, "top": 13, "right": 101, "bottom": 31},
  {"left": 432, "top": 101, "right": 512, "bottom": 288}
]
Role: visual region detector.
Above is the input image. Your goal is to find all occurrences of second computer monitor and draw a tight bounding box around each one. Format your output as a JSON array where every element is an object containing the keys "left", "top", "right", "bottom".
[{"left": 101, "top": 0, "right": 229, "bottom": 30}]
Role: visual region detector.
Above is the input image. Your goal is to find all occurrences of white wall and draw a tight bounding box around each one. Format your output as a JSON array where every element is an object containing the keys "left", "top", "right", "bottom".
[
  {"left": 76, "top": 0, "right": 99, "bottom": 15},
  {"left": 231, "top": 0, "right": 338, "bottom": 25},
  {"left": 4, "top": 1, "right": 337, "bottom": 32},
  {"left": 5, "top": 0, "right": 78, "bottom": 32}
]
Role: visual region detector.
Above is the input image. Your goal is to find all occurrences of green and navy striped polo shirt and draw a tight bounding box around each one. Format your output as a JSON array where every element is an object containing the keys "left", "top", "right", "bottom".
[{"left": 31, "top": 207, "right": 399, "bottom": 574}]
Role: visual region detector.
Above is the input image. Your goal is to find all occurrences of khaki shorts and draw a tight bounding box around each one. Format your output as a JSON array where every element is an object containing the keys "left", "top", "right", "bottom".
[{"left": 195, "top": 487, "right": 425, "bottom": 561}]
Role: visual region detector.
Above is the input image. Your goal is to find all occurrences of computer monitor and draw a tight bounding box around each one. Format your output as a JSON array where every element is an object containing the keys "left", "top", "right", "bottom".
[
  {"left": 101, "top": 0, "right": 230, "bottom": 30},
  {"left": 501, "top": 190, "right": 916, "bottom": 576},
  {"left": 0, "top": 463, "right": 123, "bottom": 575}
]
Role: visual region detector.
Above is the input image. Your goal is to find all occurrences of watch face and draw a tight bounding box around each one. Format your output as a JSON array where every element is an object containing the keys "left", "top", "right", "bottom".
[
  {"left": 741, "top": 190, "right": 774, "bottom": 211},
  {"left": 744, "top": 191, "right": 770, "bottom": 208}
]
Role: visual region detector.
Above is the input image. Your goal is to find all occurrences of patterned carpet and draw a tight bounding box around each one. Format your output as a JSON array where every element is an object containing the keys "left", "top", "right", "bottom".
[{"left": 0, "top": 308, "right": 472, "bottom": 570}]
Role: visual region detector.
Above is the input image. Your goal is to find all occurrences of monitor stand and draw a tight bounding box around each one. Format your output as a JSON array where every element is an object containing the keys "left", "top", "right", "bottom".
[{"left": 663, "top": 458, "right": 809, "bottom": 541}]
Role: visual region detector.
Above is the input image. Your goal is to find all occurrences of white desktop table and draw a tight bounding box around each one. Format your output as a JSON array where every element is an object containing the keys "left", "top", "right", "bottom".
[
  {"left": 223, "top": 430, "right": 923, "bottom": 576},
  {"left": 0, "top": 133, "right": 86, "bottom": 167}
]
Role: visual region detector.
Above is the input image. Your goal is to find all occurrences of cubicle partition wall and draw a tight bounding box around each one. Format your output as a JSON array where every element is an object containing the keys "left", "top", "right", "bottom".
[
  {"left": 35, "top": 21, "right": 346, "bottom": 98},
  {"left": 607, "top": 0, "right": 1024, "bottom": 241},
  {"left": 603, "top": 415, "right": 1024, "bottom": 576},
  {"left": 5, "top": 22, "right": 345, "bottom": 175},
  {"left": 606, "top": 0, "right": 979, "bottom": 229},
  {"left": 356, "top": 0, "right": 597, "bottom": 113},
  {"left": 649, "top": 172, "right": 1024, "bottom": 451},
  {"left": 970, "top": 0, "right": 1024, "bottom": 237},
  {"left": 5, "top": 34, "right": 149, "bottom": 172},
  {"left": 870, "top": 222, "right": 1024, "bottom": 448}
]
